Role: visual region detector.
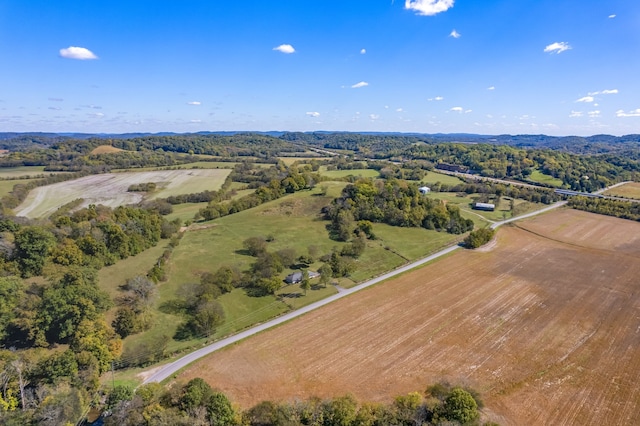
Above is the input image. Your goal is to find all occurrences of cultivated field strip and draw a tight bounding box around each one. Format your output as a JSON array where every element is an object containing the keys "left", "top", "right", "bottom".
[
  {"left": 14, "top": 169, "right": 230, "bottom": 218},
  {"left": 178, "top": 210, "right": 640, "bottom": 425}
]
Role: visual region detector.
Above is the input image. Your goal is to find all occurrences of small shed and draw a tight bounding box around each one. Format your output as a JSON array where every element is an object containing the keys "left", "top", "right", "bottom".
[
  {"left": 419, "top": 186, "right": 431, "bottom": 194},
  {"left": 473, "top": 202, "right": 495, "bottom": 211}
]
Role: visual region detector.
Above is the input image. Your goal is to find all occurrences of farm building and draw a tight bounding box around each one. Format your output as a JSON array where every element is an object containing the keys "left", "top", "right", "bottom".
[
  {"left": 473, "top": 202, "right": 495, "bottom": 211},
  {"left": 419, "top": 186, "right": 431, "bottom": 194},
  {"left": 285, "top": 271, "right": 320, "bottom": 284},
  {"left": 436, "top": 163, "right": 469, "bottom": 173}
]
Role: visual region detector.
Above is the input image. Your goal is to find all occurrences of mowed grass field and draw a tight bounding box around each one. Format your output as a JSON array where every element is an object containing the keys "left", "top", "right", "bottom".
[
  {"left": 177, "top": 209, "right": 640, "bottom": 426},
  {"left": 526, "top": 169, "right": 564, "bottom": 187},
  {"left": 603, "top": 181, "right": 640, "bottom": 199},
  {"left": 319, "top": 168, "right": 380, "bottom": 179},
  {"left": 14, "top": 169, "right": 231, "bottom": 218}
]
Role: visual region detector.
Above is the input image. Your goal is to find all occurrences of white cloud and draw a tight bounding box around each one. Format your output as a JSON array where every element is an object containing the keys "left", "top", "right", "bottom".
[
  {"left": 360, "top": 48, "right": 366, "bottom": 54},
  {"left": 609, "top": 14, "right": 616, "bottom": 18},
  {"left": 569, "top": 111, "right": 583, "bottom": 118},
  {"left": 588, "top": 110, "right": 601, "bottom": 118},
  {"left": 273, "top": 44, "right": 295, "bottom": 54},
  {"left": 428, "top": 96, "right": 444, "bottom": 101},
  {"left": 449, "top": 29, "right": 461, "bottom": 38},
  {"left": 351, "top": 81, "right": 369, "bottom": 89},
  {"left": 450, "top": 107, "right": 463, "bottom": 112},
  {"left": 59, "top": 46, "right": 98, "bottom": 60},
  {"left": 576, "top": 96, "right": 594, "bottom": 103},
  {"left": 369, "top": 114, "right": 380, "bottom": 120},
  {"left": 601, "top": 89, "right": 618, "bottom": 94},
  {"left": 48, "top": 106, "right": 62, "bottom": 110},
  {"left": 306, "top": 111, "right": 320, "bottom": 117},
  {"left": 90, "top": 112, "right": 104, "bottom": 117},
  {"left": 396, "top": 108, "right": 403, "bottom": 112},
  {"left": 48, "top": 97, "right": 64, "bottom": 102},
  {"left": 616, "top": 109, "right": 640, "bottom": 117},
  {"left": 544, "top": 42, "right": 571, "bottom": 54},
  {"left": 187, "top": 101, "right": 201, "bottom": 105},
  {"left": 190, "top": 119, "right": 202, "bottom": 123},
  {"left": 405, "top": 0, "right": 454, "bottom": 16},
  {"left": 465, "top": 109, "right": 472, "bottom": 113},
  {"left": 487, "top": 86, "right": 495, "bottom": 91}
]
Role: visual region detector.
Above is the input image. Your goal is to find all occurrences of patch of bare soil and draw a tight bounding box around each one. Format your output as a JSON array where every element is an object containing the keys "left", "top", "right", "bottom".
[{"left": 178, "top": 209, "right": 640, "bottom": 425}]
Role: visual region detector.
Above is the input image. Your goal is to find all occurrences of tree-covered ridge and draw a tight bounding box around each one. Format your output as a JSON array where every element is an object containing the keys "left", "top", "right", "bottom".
[
  {"left": 324, "top": 178, "right": 474, "bottom": 239},
  {"left": 403, "top": 143, "right": 639, "bottom": 191}
]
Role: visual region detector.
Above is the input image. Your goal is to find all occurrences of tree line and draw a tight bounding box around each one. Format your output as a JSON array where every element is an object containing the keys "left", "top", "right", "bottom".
[{"left": 94, "top": 378, "right": 492, "bottom": 426}]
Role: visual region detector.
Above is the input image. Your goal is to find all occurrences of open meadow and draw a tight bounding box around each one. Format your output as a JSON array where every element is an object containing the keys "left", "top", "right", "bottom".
[
  {"left": 177, "top": 208, "right": 640, "bottom": 425},
  {"left": 13, "top": 168, "right": 231, "bottom": 218},
  {"left": 603, "top": 181, "right": 640, "bottom": 199}
]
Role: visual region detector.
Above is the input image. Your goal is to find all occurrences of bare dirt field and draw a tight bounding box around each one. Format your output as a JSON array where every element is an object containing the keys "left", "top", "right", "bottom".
[
  {"left": 178, "top": 208, "right": 640, "bottom": 425},
  {"left": 14, "top": 169, "right": 230, "bottom": 218}
]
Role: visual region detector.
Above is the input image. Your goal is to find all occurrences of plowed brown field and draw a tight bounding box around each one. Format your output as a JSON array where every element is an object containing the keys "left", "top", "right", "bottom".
[{"left": 179, "top": 209, "right": 640, "bottom": 425}]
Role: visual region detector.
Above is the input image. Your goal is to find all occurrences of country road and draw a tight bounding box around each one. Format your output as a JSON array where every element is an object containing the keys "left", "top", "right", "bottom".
[{"left": 142, "top": 181, "right": 630, "bottom": 384}]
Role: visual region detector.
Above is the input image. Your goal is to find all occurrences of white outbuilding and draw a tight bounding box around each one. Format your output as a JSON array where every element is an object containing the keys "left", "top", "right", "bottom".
[{"left": 419, "top": 186, "right": 431, "bottom": 194}]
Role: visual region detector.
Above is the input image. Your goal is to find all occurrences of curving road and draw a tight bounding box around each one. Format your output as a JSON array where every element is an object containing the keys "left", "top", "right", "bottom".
[{"left": 142, "top": 182, "right": 632, "bottom": 384}]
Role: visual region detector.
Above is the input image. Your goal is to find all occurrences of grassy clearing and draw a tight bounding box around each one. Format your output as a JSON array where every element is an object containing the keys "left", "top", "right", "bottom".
[
  {"left": 0, "top": 165, "right": 53, "bottom": 178},
  {"left": 150, "top": 169, "right": 231, "bottom": 199},
  {"left": 0, "top": 178, "right": 34, "bottom": 198},
  {"left": 603, "top": 181, "right": 640, "bottom": 199},
  {"left": 90, "top": 145, "right": 125, "bottom": 154},
  {"left": 165, "top": 203, "right": 208, "bottom": 223},
  {"left": 420, "top": 171, "right": 465, "bottom": 186},
  {"left": 278, "top": 156, "right": 324, "bottom": 165},
  {"left": 527, "top": 169, "right": 563, "bottom": 187},
  {"left": 372, "top": 223, "right": 464, "bottom": 261},
  {"left": 319, "top": 168, "right": 380, "bottom": 179}
]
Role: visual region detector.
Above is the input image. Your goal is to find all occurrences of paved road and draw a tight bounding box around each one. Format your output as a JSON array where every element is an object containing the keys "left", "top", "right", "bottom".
[{"left": 142, "top": 181, "right": 631, "bottom": 384}]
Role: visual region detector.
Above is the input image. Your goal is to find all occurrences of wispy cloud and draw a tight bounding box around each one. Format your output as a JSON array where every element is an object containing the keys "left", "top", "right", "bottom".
[
  {"left": 273, "top": 44, "right": 295, "bottom": 54},
  {"left": 48, "top": 106, "right": 62, "bottom": 111},
  {"left": 589, "top": 89, "right": 619, "bottom": 95},
  {"left": 588, "top": 110, "right": 601, "bottom": 118},
  {"left": 59, "top": 46, "right": 98, "bottom": 60},
  {"left": 351, "top": 81, "right": 369, "bottom": 89},
  {"left": 190, "top": 119, "right": 202, "bottom": 123},
  {"left": 369, "top": 114, "right": 380, "bottom": 120},
  {"left": 187, "top": 101, "right": 201, "bottom": 105},
  {"left": 450, "top": 107, "right": 463, "bottom": 112},
  {"left": 576, "top": 96, "right": 594, "bottom": 103},
  {"left": 609, "top": 14, "right": 616, "bottom": 19},
  {"left": 405, "top": 0, "right": 454, "bottom": 16},
  {"left": 616, "top": 109, "right": 640, "bottom": 117},
  {"left": 360, "top": 48, "right": 366, "bottom": 54},
  {"left": 396, "top": 108, "right": 403, "bottom": 112},
  {"left": 544, "top": 42, "right": 571, "bottom": 54},
  {"left": 306, "top": 111, "right": 320, "bottom": 117},
  {"left": 487, "top": 86, "right": 495, "bottom": 91},
  {"left": 449, "top": 29, "right": 461, "bottom": 38},
  {"left": 428, "top": 96, "right": 444, "bottom": 101},
  {"left": 48, "top": 97, "right": 64, "bottom": 102},
  {"left": 569, "top": 111, "right": 583, "bottom": 118}
]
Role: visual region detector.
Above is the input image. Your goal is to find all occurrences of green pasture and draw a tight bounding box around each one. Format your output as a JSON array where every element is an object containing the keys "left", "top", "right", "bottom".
[
  {"left": 150, "top": 169, "right": 231, "bottom": 199},
  {"left": 420, "top": 171, "right": 465, "bottom": 186},
  {"left": 278, "top": 155, "right": 324, "bottom": 165},
  {"left": 165, "top": 202, "right": 208, "bottom": 223},
  {"left": 319, "top": 168, "right": 380, "bottom": 179},
  {"left": 0, "top": 165, "right": 53, "bottom": 178},
  {"left": 603, "top": 181, "right": 640, "bottom": 199},
  {"left": 372, "top": 223, "right": 464, "bottom": 261},
  {"left": 526, "top": 169, "right": 563, "bottom": 187},
  {"left": 0, "top": 178, "right": 33, "bottom": 198}
]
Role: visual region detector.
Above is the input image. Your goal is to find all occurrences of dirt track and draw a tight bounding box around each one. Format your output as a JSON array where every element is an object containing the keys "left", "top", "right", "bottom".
[{"left": 179, "top": 209, "right": 640, "bottom": 425}]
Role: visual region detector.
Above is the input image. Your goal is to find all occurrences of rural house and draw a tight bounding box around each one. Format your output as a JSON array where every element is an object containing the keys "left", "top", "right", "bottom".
[
  {"left": 419, "top": 186, "right": 431, "bottom": 194},
  {"left": 284, "top": 271, "right": 320, "bottom": 284}
]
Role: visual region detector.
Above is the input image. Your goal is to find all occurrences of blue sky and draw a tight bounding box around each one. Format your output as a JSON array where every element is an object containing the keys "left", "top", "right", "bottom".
[{"left": 1, "top": 0, "right": 639, "bottom": 136}]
